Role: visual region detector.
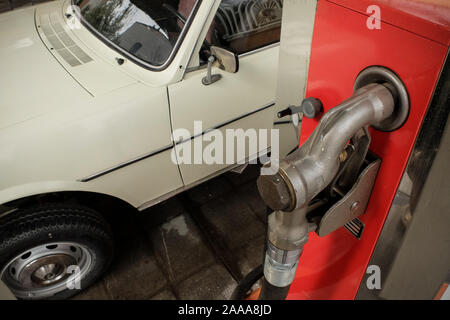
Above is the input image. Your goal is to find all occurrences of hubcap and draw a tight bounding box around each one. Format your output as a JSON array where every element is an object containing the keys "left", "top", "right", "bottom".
[{"left": 1, "top": 242, "right": 93, "bottom": 299}]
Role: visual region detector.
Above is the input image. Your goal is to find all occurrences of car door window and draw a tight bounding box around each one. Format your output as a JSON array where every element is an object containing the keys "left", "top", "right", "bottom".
[{"left": 209, "top": 0, "right": 283, "bottom": 55}]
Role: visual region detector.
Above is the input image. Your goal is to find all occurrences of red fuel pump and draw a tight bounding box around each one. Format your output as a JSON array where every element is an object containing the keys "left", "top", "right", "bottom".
[{"left": 256, "top": 0, "right": 450, "bottom": 300}]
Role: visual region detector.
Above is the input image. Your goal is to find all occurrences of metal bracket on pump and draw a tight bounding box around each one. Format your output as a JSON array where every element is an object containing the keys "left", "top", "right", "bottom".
[
  {"left": 311, "top": 130, "right": 380, "bottom": 239},
  {"left": 256, "top": 68, "right": 410, "bottom": 299}
]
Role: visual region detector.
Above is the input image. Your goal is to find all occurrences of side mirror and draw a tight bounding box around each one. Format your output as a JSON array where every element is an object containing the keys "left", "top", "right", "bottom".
[
  {"left": 202, "top": 46, "right": 239, "bottom": 86},
  {"left": 211, "top": 46, "right": 239, "bottom": 73}
]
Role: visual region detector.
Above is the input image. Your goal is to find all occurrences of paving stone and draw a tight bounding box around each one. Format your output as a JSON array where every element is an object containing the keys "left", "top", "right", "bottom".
[
  {"left": 149, "top": 214, "right": 215, "bottom": 283},
  {"left": 224, "top": 164, "right": 261, "bottom": 187},
  {"left": 104, "top": 229, "right": 167, "bottom": 299},
  {"left": 198, "top": 192, "right": 265, "bottom": 250},
  {"left": 177, "top": 264, "right": 237, "bottom": 300},
  {"left": 150, "top": 289, "right": 177, "bottom": 300},
  {"left": 72, "top": 280, "right": 111, "bottom": 300},
  {"left": 139, "top": 196, "right": 185, "bottom": 228},
  {"left": 237, "top": 181, "right": 268, "bottom": 223},
  {"left": 187, "top": 176, "right": 232, "bottom": 206},
  {"left": 36, "top": 166, "right": 267, "bottom": 300},
  {"left": 235, "top": 236, "right": 265, "bottom": 277}
]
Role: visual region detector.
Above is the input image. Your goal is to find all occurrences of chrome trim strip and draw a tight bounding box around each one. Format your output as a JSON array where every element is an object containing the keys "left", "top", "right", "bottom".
[
  {"left": 79, "top": 101, "right": 274, "bottom": 182},
  {"left": 176, "top": 101, "right": 275, "bottom": 145},
  {"left": 70, "top": 0, "right": 203, "bottom": 71},
  {"left": 78, "top": 144, "right": 174, "bottom": 182},
  {"left": 137, "top": 147, "right": 270, "bottom": 211},
  {"left": 184, "top": 64, "right": 208, "bottom": 74}
]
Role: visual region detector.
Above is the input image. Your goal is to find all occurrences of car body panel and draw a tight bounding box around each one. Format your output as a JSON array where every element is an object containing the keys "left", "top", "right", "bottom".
[
  {"left": 63, "top": 0, "right": 209, "bottom": 87},
  {"left": 0, "top": 80, "right": 182, "bottom": 207},
  {"left": 36, "top": 2, "right": 139, "bottom": 96},
  {"left": 169, "top": 46, "right": 278, "bottom": 184},
  {"left": 331, "top": 0, "right": 450, "bottom": 46},
  {"left": 0, "top": 0, "right": 285, "bottom": 210},
  {"left": 0, "top": 1, "right": 184, "bottom": 208},
  {"left": 0, "top": 5, "right": 91, "bottom": 130}
]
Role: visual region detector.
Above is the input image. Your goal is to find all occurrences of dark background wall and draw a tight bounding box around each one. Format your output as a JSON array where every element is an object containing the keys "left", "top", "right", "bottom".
[{"left": 0, "top": 0, "right": 49, "bottom": 13}]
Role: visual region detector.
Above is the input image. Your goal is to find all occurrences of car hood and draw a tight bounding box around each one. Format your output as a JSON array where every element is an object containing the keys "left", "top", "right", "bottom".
[{"left": 0, "top": 3, "right": 137, "bottom": 130}]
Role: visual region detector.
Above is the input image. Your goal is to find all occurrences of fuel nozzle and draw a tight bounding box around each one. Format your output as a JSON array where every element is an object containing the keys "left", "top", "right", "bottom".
[{"left": 257, "top": 82, "right": 399, "bottom": 300}]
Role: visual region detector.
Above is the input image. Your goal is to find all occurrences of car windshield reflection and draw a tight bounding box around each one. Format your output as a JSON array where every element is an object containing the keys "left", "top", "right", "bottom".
[{"left": 73, "top": 0, "right": 197, "bottom": 67}]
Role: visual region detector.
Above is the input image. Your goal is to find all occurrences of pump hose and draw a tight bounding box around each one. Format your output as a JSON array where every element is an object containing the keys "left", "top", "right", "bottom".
[
  {"left": 259, "top": 278, "right": 290, "bottom": 300},
  {"left": 231, "top": 207, "right": 290, "bottom": 300}
]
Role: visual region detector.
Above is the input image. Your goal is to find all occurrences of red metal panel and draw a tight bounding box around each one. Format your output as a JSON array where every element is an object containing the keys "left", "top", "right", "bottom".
[
  {"left": 330, "top": 0, "right": 450, "bottom": 46},
  {"left": 288, "top": 0, "right": 448, "bottom": 300}
]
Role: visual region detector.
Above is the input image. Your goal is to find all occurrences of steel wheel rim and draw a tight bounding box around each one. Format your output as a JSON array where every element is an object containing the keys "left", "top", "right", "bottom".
[{"left": 1, "top": 242, "right": 93, "bottom": 299}]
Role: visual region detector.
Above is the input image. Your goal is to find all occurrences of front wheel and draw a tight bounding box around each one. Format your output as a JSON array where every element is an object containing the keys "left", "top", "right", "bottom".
[{"left": 0, "top": 204, "right": 114, "bottom": 300}]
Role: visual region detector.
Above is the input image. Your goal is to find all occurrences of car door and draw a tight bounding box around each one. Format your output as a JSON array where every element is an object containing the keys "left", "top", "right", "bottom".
[{"left": 168, "top": 0, "right": 283, "bottom": 185}]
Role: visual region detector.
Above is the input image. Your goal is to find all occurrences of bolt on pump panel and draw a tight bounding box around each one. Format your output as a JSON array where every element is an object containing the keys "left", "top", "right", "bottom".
[{"left": 265, "top": 0, "right": 449, "bottom": 300}]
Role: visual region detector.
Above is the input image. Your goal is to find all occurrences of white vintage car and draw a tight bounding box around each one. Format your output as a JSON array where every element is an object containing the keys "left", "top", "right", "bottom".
[{"left": 0, "top": 0, "right": 297, "bottom": 299}]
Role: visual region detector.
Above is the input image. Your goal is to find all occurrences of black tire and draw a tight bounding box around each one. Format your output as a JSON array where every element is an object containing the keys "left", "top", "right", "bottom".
[{"left": 0, "top": 204, "right": 114, "bottom": 300}]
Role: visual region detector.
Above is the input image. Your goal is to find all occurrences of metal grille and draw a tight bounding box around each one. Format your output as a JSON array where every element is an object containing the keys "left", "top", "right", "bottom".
[
  {"left": 39, "top": 12, "right": 92, "bottom": 67},
  {"left": 344, "top": 218, "right": 365, "bottom": 240},
  {"left": 216, "top": 0, "right": 283, "bottom": 41}
]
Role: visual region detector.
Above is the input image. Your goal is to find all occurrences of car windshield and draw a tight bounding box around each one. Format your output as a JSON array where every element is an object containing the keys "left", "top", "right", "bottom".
[{"left": 73, "top": 0, "right": 198, "bottom": 67}]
